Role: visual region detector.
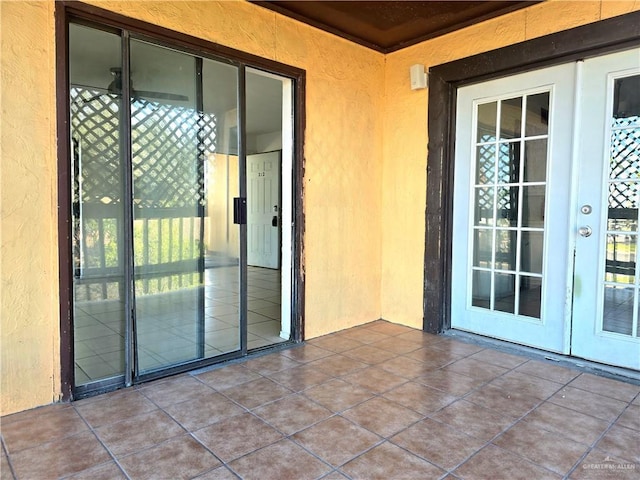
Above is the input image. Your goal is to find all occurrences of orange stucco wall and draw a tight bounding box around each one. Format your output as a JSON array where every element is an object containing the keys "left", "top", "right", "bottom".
[{"left": 1, "top": 0, "right": 639, "bottom": 415}]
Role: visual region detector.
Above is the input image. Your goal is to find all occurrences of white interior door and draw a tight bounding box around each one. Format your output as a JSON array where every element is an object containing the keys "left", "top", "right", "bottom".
[
  {"left": 572, "top": 49, "right": 640, "bottom": 370},
  {"left": 247, "top": 151, "right": 281, "bottom": 269},
  {"left": 452, "top": 63, "right": 576, "bottom": 353}
]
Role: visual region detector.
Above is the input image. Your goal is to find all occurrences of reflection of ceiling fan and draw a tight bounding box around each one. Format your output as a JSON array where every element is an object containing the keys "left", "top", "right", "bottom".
[{"left": 107, "top": 67, "right": 189, "bottom": 102}]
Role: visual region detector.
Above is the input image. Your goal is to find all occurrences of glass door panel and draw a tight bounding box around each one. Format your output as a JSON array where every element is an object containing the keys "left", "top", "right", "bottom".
[
  {"left": 69, "top": 24, "right": 126, "bottom": 386},
  {"left": 130, "top": 42, "right": 244, "bottom": 374}
]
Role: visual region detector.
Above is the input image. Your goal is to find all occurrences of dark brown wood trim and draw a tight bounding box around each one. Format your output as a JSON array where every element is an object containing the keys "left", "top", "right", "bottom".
[
  {"left": 55, "top": 3, "right": 74, "bottom": 401},
  {"left": 56, "top": 1, "right": 307, "bottom": 393},
  {"left": 424, "top": 10, "right": 640, "bottom": 333}
]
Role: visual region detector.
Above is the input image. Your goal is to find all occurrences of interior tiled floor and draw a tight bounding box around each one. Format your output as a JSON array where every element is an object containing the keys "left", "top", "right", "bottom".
[
  {"left": 3, "top": 320, "right": 639, "bottom": 479},
  {"left": 75, "top": 266, "right": 286, "bottom": 384}
]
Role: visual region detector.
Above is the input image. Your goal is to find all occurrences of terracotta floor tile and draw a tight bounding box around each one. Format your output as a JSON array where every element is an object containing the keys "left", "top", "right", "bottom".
[
  {"left": 280, "top": 344, "right": 333, "bottom": 363},
  {"left": 515, "top": 359, "right": 581, "bottom": 384},
  {"left": 341, "top": 441, "right": 445, "bottom": 480},
  {"left": 341, "top": 366, "right": 408, "bottom": 393},
  {"left": 10, "top": 431, "right": 110, "bottom": 480},
  {"left": 416, "top": 369, "right": 486, "bottom": 396},
  {"left": 341, "top": 345, "right": 397, "bottom": 364},
  {"left": 370, "top": 336, "right": 422, "bottom": 355},
  {"left": 394, "top": 330, "right": 446, "bottom": 346},
  {"left": 65, "top": 461, "right": 127, "bottom": 479},
  {"left": 253, "top": 394, "right": 333, "bottom": 434},
  {"left": 74, "top": 389, "right": 157, "bottom": 428},
  {"left": 465, "top": 383, "right": 543, "bottom": 420},
  {"left": 164, "top": 390, "right": 245, "bottom": 431},
  {"left": 404, "top": 346, "right": 464, "bottom": 367},
  {"left": 307, "top": 335, "right": 364, "bottom": 353},
  {"left": 568, "top": 374, "right": 640, "bottom": 402},
  {"left": 119, "top": 434, "right": 220, "bottom": 480},
  {"left": 383, "top": 382, "right": 457, "bottom": 415},
  {"left": 469, "top": 348, "right": 528, "bottom": 369},
  {"left": 229, "top": 439, "right": 331, "bottom": 480},
  {"left": 489, "top": 370, "right": 564, "bottom": 400},
  {"left": 376, "top": 355, "right": 437, "bottom": 378},
  {"left": 1, "top": 451, "right": 13, "bottom": 480},
  {"left": 493, "top": 421, "right": 590, "bottom": 475},
  {"left": 364, "top": 321, "right": 417, "bottom": 337},
  {"left": 454, "top": 444, "right": 561, "bottom": 479},
  {"left": 2, "top": 406, "right": 88, "bottom": 453},
  {"left": 194, "top": 413, "right": 283, "bottom": 462},
  {"left": 195, "top": 363, "right": 262, "bottom": 390},
  {"left": 266, "top": 364, "right": 332, "bottom": 392},
  {"left": 596, "top": 424, "right": 640, "bottom": 463},
  {"left": 95, "top": 409, "right": 185, "bottom": 457},
  {"left": 193, "top": 465, "right": 240, "bottom": 480},
  {"left": 303, "top": 378, "right": 374, "bottom": 412},
  {"left": 338, "top": 328, "right": 390, "bottom": 344},
  {"left": 569, "top": 449, "right": 639, "bottom": 479},
  {"left": 307, "top": 354, "right": 368, "bottom": 377},
  {"left": 243, "top": 353, "right": 301, "bottom": 375},
  {"left": 292, "top": 415, "right": 382, "bottom": 467},
  {"left": 221, "top": 377, "right": 293, "bottom": 409},
  {"left": 430, "top": 400, "right": 514, "bottom": 441},
  {"left": 548, "top": 386, "right": 628, "bottom": 422},
  {"left": 432, "top": 338, "right": 485, "bottom": 356},
  {"left": 342, "top": 397, "right": 423, "bottom": 437},
  {"left": 320, "top": 471, "right": 350, "bottom": 479},
  {"left": 616, "top": 404, "right": 640, "bottom": 431},
  {"left": 138, "top": 375, "right": 215, "bottom": 407},
  {"left": 523, "top": 402, "right": 610, "bottom": 445},
  {"left": 443, "top": 357, "right": 510, "bottom": 381},
  {"left": 390, "top": 418, "right": 486, "bottom": 470}
]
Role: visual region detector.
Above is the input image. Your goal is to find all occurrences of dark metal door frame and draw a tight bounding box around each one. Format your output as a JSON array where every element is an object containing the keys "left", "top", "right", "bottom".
[{"left": 56, "top": 1, "right": 306, "bottom": 400}]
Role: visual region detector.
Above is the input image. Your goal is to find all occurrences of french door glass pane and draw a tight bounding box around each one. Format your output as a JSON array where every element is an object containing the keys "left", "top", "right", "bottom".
[
  {"left": 471, "top": 93, "right": 549, "bottom": 319},
  {"left": 603, "top": 74, "right": 640, "bottom": 337},
  {"left": 69, "top": 24, "right": 125, "bottom": 386}
]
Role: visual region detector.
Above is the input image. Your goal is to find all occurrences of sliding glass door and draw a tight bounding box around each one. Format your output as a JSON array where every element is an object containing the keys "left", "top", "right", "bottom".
[{"left": 69, "top": 23, "right": 248, "bottom": 392}]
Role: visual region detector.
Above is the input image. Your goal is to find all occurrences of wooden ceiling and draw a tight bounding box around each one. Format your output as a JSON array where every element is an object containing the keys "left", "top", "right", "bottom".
[{"left": 251, "top": 1, "right": 538, "bottom": 53}]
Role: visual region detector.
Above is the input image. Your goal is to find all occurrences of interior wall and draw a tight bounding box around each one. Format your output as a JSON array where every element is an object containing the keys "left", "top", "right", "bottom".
[
  {"left": 380, "top": 0, "right": 640, "bottom": 329},
  {"left": 0, "top": 0, "right": 384, "bottom": 415}
]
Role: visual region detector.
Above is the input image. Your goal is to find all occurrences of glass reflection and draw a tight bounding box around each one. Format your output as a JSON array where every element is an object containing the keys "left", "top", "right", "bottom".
[
  {"left": 602, "top": 286, "right": 634, "bottom": 335},
  {"left": 474, "top": 187, "right": 494, "bottom": 226},
  {"left": 495, "top": 229, "right": 517, "bottom": 271},
  {"left": 521, "top": 185, "right": 545, "bottom": 228},
  {"left": 473, "top": 229, "right": 493, "bottom": 268},
  {"left": 605, "top": 233, "right": 636, "bottom": 284},
  {"left": 496, "top": 187, "right": 518, "bottom": 227},
  {"left": 472, "top": 270, "right": 491, "bottom": 309},
  {"left": 608, "top": 183, "right": 639, "bottom": 231},
  {"left": 477, "top": 102, "right": 497, "bottom": 142},
  {"left": 519, "top": 276, "right": 541, "bottom": 318},
  {"left": 523, "top": 139, "right": 548, "bottom": 182},
  {"left": 494, "top": 273, "right": 516, "bottom": 313},
  {"left": 476, "top": 144, "right": 496, "bottom": 184},
  {"left": 613, "top": 75, "right": 640, "bottom": 128},
  {"left": 525, "top": 92, "right": 550, "bottom": 136},
  {"left": 500, "top": 97, "right": 522, "bottom": 139},
  {"left": 497, "top": 142, "right": 520, "bottom": 184},
  {"left": 521, "top": 231, "right": 543, "bottom": 274}
]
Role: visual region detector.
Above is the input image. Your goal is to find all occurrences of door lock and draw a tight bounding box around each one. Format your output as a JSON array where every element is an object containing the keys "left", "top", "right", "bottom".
[
  {"left": 578, "top": 226, "right": 592, "bottom": 237},
  {"left": 580, "top": 204, "right": 592, "bottom": 215}
]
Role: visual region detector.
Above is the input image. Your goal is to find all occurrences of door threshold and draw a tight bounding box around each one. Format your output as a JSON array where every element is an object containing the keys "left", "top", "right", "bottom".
[{"left": 444, "top": 329, "right": 640, "bottom": 385}]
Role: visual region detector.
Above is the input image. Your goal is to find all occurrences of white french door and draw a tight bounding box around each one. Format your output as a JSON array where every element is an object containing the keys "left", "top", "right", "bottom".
[{"left": 452, "top": 49, "right": 640, "bottom": 370}]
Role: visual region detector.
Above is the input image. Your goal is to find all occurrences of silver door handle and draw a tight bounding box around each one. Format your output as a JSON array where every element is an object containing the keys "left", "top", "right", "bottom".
[{"left": 578, "top": 226, "right": 592, "bottom": 237}]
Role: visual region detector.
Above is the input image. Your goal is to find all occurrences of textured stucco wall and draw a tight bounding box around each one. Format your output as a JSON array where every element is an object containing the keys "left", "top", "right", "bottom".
[
  {"left": 1, "top": 1, "right": 59, "bottom": 415},
  {"left": 380, "top": 0, "right": 640, "bottom": 329},
  {"left": 0, "top": 0, "right": 384, "bottom": 414}
]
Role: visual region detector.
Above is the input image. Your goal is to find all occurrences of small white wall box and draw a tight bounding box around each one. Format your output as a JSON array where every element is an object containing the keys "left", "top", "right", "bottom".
[{"left": 410, "top": 64, "right": 428, "bottom": 90}]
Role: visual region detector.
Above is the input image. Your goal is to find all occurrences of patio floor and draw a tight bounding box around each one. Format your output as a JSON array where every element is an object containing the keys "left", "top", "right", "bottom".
[{"left": 1, "top": 320, "right": 639, "bottom": 479}]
